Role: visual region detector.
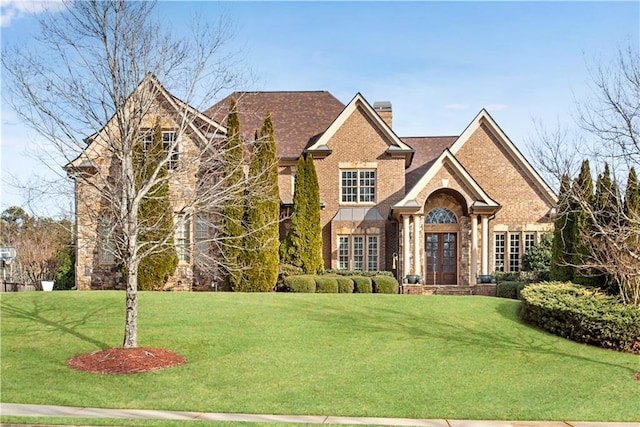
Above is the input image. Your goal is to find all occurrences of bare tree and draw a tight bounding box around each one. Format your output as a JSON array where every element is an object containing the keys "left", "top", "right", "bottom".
[
  {"left": 527, "top": 119, "right": 581, "bottom": 190},
  {"left": 1, "top": 1, "right": 266, "bottom": 347},
  {"left": 535, "top": 46, "right": 640, "bottom": 305},
  {"left": 1, "top": 207, "right": 72, "bottom": 289}
]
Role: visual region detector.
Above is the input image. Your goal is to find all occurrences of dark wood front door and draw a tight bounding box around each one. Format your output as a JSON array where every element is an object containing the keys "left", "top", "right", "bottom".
[{"left": 425, "top": 233, "right": 457, "bottom": 285}]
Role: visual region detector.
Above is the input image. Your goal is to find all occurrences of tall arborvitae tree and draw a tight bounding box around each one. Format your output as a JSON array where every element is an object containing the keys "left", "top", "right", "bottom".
[
  {"left": 281, "top": 153, "right": 323, "bottom": 274},
  {"left": 571, "top": 159, "right": 595, "bottom": 285},
  {"left": 134, "top": 119, "right": 178, "bottom": 291},
  {"left": 593, "top": 163, "right": 619, "bottom": 227},
  {"left": 550, "top": 174, "right": 574, "bottom": 281},
  {"left": 221, "top": 99, "right": 246, "bottom": 290},
  {"left": 240, "top": 113, "right": 280, "bottom": 292},
  {"left": 624, "top": 167, "right": 640, "bottom": 219}
]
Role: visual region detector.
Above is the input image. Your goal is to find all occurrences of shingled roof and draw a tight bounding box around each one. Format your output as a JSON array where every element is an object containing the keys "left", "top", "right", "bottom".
[
  {"left": 204, "top": 91, "right": 345, "bottom": 159},
  {"left": 402, "top": 136, "right": 458, "bottom": 190}
]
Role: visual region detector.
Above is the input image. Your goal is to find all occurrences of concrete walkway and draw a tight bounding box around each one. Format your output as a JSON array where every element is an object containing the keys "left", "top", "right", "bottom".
[{"left": 1, "top": 403, "right": 639, "bottom": 427}]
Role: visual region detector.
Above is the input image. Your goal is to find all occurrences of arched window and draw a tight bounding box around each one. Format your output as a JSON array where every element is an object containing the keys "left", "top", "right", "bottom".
[{"left": 425, "top": 208, "right": 457, "bottom": 224}]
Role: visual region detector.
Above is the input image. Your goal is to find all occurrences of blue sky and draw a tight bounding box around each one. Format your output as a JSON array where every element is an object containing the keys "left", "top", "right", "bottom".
[{"left": 1, "top": 1, "right": 639, "bottom": 216}]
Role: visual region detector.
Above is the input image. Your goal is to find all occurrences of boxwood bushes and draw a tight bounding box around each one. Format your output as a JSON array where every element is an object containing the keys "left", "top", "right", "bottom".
[
  {"left": 352, "top": 276, "right": 373, "bottom": 293},
  {"left": 281, "top": 275, "right": 316, "bottom": 293},
  {"left": 372, "top": 275, "right": 399, "bottom": 294},
  {"left": 520, "top": 282, "right": 640, "bottom": 353},
  {"left": 279, "top": 270, "right": 398, "bottom": 294},
  {"left": 315, "top": 276, "right": 338, "bottom": 293},
  {"left": 496, "top": 281, "right": 526, "bottom": 300},
  {"left": 336, "top": 276, "right": 355, "bottom": 293}
]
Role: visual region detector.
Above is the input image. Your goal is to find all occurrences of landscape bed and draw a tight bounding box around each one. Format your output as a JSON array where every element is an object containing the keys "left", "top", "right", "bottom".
[{"left": 1, "top": 292, "right": 638, "bottom": 422}]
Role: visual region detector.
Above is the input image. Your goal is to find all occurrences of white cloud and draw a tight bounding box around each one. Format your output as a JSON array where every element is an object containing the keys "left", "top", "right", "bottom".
[
  {"left": 0, "top": 0, "right": 65, "bottom": 27},
  {"left": 484, "top": 103, "right": 508, "bottom": 111}
]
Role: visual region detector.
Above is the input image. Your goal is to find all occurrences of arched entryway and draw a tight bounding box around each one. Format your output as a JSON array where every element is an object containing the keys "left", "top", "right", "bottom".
[{"left": 423, "top": 190, "right": 467, "bottom": 286}]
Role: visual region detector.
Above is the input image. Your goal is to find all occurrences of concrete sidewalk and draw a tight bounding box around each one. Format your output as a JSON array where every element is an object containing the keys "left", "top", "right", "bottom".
[{"left": 1, "top": 403, "right": 639, "bottom": 427}]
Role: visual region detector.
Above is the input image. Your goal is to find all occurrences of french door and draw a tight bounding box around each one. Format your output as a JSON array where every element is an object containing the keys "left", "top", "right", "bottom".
[{"left": 425, "top": 233, "right": 457, "bottom": 285}]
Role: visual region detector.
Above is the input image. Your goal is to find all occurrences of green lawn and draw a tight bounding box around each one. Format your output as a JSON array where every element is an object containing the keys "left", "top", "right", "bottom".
[{"left": 1, "top": 292, "right": 638, "bottom": 422}]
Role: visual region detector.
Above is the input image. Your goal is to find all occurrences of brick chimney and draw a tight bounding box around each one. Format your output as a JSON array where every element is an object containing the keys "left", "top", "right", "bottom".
[{"left": 373, "top": 101, "right": 392, "bottom": 129}]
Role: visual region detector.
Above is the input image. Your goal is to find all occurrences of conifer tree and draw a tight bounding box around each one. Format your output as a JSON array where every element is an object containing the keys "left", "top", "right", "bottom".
[
  {"left": 624, "top": 167, "right": 640, "bottom": 219},
  {"left": 280, "top": 153, "right": 323, "bottom": 273},
  {"left": 240, "top": 113, "right": 280, "bottom": 292},
  {"left": 550, "top": 174, "right": 574, "bottom": 281},
  {"left": 134, "top": 119, "right": 178, "bottom": 291},
  {"left": 571, "top": 160, "right": 595, "bottom": 285},
  {"left": 221, "top": 99, "right": 246, "bottom": 290}
]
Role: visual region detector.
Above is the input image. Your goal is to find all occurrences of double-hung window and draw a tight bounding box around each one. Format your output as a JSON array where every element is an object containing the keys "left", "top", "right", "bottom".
[
  {"left": 99, "top": 215, "right": 115, "bottom": 264},
  {"left": 509, "top": 234, "right": 521, "bottom": 272},
  {"left": 142, "top": 130, "right": 179, "bottom": 170},
  {"left": 176, "top": 215, "right": 190, "bottom": 263},
  {"left": 195, "top": 215, "right": 209, "bottom": 264},
  {"left": 338, "top": 235, "right": 379, "bottom": 271},
  {"left": 524, "top": 233, "right": 536, "bottom": 253},
  {"left": 494, "top": 233, "right": 505, "bottom": 272},
  {"left": 340, "top": 169, "right": 376, "bottom": 203}
]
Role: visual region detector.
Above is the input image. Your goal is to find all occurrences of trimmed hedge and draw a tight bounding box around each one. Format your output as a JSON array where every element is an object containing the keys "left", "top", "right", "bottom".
[
  {"left": 315, "top": 276, "right": 338, "bottom": 293},
  {"left": 372, "top": 275, "right": 399, "bottom": 294},
  {"left": 497, "top": 281, "right": 526, "bottom": 300},
  {"left": 336, "top": 276, "right": 355, "bottom": 294},
  {"left": 325, "top": 269, "right": 394, "bottom": 278},
  {"left": 282, "top": 275, "right": 316, "bottom": 293},
  {"left": 352, "top": 276, "right": 373, "bottom": 293},
  {"left": 520, "top": 282, "right": 640, "bottom": 353}
]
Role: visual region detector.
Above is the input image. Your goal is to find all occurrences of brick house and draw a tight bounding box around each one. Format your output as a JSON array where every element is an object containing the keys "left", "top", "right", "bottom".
[{"left": 69, "top": 75, "right": 556, "bottom": 292}]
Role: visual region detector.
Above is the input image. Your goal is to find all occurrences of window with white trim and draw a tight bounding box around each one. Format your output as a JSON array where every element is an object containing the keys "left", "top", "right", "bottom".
[
  {"left": 195, "top": 215, "right": 209, "bottom": 264},
  {"left": 176, "top": 215, "right": 190, "bottom": 262},
  {"left": 510, "top": 234, "right": 520, "bottom": 272},
  {"left": 524, "top": 233, "right": 536, "bottom": 253},
  {"left": 142, "top": 130, "right": 179, "bottom": 170},
  {"left": 340, "top": 170, "right": 376, "bottom": 203},
  {"left": 337, "top": 235, "right": 379, "bottom": 271},
  {"left": 494, "top": 233, "right": 505, "bottom": 272},
  {"left": 99, "top": 215, "right": 115, "bottom": 264}
]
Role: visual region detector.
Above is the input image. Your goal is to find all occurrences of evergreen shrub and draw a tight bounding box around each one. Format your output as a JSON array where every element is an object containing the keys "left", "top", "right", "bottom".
[
  {"left": 496, "top": 281, "right": 526, "bottom": 299},
  {"left": 315, "top": 276, "right": 338, "bottom": 293},
  {"left": 282, "top": 275, "right": 316, "bottom": 293},
  {"left": 372, "top": 275, "right": 399, "bottom": 294},
  {"left": 352, "top": 276, "right": 373, "bottom": 293},
  {"left": 520, "top": 282, "right": 640, "bottom": 353},
  {"left": 326, "top": 269, "right": 394, "bottom": 278},
  {"left": 336, "top": 276, "right": 355, "bottom": 293}
]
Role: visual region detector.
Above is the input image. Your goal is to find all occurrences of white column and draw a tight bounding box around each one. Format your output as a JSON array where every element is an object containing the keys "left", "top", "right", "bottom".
[
  {"left": 413, "top": 214, "right": 421, "bottom": 277},
  {"left": 402, "top": 214, "right": 411, "bottom": 276},
  {"left": 481, "top": 215, "right": 489, "bottom": 275},
  {"left": 471, "top": 215, "right": 478, "bottom": 283}
]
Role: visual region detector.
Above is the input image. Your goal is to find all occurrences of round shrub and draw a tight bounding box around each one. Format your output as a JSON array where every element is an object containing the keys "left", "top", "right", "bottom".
[
  {"left": 372, "top": 275, "right": 399, "bottom": 294},
  {"left": 315, "top": 276, "right": 338, "bottom": 293},
  {"left": 496, "top": 281, "right": 526, "bottom": 300},
  {"left": 336, "top": 276, "right": 354, "bottom": 293},
  {"left": 520, "top": 282, "right": 640, "bottom": 353},
  {"left": 352, "top": 276, "right": 372, "bottom": 293},
  {"left": 281, "top": 275, "right": 316, "bottom": 293}
]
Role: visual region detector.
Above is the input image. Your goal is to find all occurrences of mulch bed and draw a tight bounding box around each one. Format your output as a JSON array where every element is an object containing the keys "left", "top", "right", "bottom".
[{"left": 67, "top": 347, "right": 187, "bottom": 375}]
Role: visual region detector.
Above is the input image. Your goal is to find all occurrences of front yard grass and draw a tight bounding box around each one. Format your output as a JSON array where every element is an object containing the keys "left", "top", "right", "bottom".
[{"left": 1, "top": 292, "right": 638, "bottom": 421}]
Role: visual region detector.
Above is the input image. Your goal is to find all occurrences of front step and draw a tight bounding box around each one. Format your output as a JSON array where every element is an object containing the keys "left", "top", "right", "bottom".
[
  {"left": 423, "top": 285, "right": 473, "bottom": 295},
  {"left": 400, "top": 284, "right": 496, "bottom": 296}
]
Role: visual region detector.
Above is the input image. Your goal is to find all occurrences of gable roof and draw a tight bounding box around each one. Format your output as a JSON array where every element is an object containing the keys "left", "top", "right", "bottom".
[
  {"left": 394, "top": 148, "right": 500, "bottom": 214},
  {"left": 306, "top": 93, "right": 414, "bottom": 165},
  {"left": 204, "top": 91, "right": 344, "bottom": 159},
  {"left": 449, "top": 109, "right": 557, "bottom": 204},
  {"left": 402, "top": 136, "right": 458, "bottom": 190},
  {"left": 67, "top": 73, "right": 226, "bottom": 171}
]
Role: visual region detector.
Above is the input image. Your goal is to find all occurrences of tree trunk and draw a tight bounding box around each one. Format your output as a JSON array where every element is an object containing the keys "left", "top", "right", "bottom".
[{"left": 123, "top": 259, "right": 138, "bottom": 348}]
